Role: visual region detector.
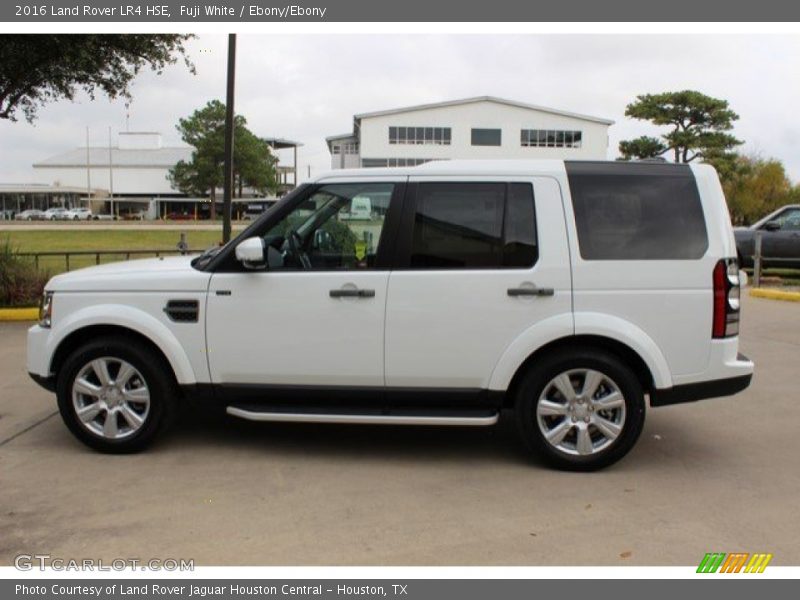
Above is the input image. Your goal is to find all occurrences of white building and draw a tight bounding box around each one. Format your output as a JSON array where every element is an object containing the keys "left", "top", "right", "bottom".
[
  {"left": 31, "top": 131, "right": 302, "bottom": 219},
  {"left": 326, "top": 96, "right": 614, "bottom": 169}
]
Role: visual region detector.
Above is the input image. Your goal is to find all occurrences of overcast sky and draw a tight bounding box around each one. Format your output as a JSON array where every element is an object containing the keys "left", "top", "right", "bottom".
[{"left": 1, "top": 34, "right": 799, "bottom": 183}]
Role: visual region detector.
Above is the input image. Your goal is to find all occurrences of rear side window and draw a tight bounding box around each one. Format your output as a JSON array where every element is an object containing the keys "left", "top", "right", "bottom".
[
  {"left": 566, "top": 162, "right": 708, "bottom": 260},
  {"left": 409, "top": 182, "right": 537, "bottom": 269}
]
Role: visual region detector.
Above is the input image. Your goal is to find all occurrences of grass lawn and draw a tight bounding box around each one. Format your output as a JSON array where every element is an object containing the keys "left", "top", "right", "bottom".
[{"left": 2, "top": 229, "right": 224, "bottom": 275}]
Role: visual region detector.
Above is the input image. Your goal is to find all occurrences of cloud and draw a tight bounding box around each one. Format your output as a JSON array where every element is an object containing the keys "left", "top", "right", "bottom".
[{"left": 1, "top": 33, "right": 799, "bottom": 182}]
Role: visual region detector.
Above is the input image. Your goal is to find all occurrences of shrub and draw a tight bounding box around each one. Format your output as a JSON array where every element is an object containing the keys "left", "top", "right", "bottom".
[{"left": 0, "top": 238, "right": 49, "bottom": 307}]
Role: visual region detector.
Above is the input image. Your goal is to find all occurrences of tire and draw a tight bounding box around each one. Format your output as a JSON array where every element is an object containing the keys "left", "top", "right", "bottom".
[
  {"left": 56, "top": 336, "right": 177, "bottom": 453},
  {"left": 514, "top": 348, "right": 645, "bottom": 471}
]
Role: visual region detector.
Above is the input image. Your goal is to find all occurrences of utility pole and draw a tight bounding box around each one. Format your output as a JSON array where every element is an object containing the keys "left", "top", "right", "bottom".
[
  {"left": 85, "top": 127, "right": 91, "bottom": 208},
  {"left": 108, "top": 126, "right": 115, "bottom": 217},
  {"left": 222, "top": 33, "right": 237, "bottom": 243}
]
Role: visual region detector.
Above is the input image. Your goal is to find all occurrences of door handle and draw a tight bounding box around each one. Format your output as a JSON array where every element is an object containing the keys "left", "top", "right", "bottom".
[
  {"left": 507, "top": 286, "right": 554, "bottom": 297},
  {"left": 329, "top": 288, "right": 376, "bottom": 298}
]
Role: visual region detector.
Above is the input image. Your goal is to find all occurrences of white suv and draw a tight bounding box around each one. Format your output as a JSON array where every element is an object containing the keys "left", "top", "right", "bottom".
[{"left": 27, "top": 160, "right": 753, "bottom": 470}]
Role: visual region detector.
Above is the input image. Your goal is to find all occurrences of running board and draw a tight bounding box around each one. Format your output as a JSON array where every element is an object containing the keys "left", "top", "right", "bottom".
[{"left": 225, "top": 406, "right": 499, "bottom": 427}]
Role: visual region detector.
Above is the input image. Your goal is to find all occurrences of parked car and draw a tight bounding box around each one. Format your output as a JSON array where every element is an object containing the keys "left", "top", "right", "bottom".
[
  {"left": 64, "top": 207, "right": 93, "bottom": 221},
  {"left": 92, "top": 213, "right": 117, "bottom": 221},
  {"left": 27, "top": 160, "right": 753, "bottom": 470},
  {"left": 166, "top": 211, "right": 194, "bottom": 221},
  {"left": 124, "top": 211, "right": 146, "bottom": 221},
  {"left": 15, "top": 209, "right": 46, "bottom": 221},
  {"left": 734, "top": 205, "right": 800, "bottom": 269},
  {"left": 43, "top": 207, "right": 68, "bottom": 221}
]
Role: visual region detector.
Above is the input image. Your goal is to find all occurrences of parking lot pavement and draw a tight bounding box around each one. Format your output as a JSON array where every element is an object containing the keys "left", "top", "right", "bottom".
[{"left": 1, "top": 294, "right": 798, "bottom": 566}]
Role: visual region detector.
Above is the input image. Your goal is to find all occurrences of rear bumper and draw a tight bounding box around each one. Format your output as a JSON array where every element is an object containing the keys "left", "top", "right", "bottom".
[
  {"left": 651, "top": 352, "right": 753, "bottom": 407},
  {"left": 650, "top": 373, "right": 752, "bottom": 407}
]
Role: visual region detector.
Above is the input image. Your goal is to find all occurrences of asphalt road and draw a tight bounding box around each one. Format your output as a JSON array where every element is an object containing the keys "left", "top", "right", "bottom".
[{"left": 1, "top": 294, "right": 798, "bottom": 566}]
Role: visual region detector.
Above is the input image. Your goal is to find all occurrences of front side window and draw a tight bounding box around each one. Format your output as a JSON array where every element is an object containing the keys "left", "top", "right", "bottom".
[
  {"left": 262, "top": 183, "right": 394, "bottom": 270},
  {"left": 768, "top": 208, "right": 800, "bottom": 231},
  {"left": 409, "top": 182, "right": 538, "bottom": 269}
]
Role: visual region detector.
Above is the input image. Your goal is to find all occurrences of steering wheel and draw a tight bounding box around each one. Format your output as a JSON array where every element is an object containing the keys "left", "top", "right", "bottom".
[{"left": 287, "top": 230, "right": 312, "bottom": 270}]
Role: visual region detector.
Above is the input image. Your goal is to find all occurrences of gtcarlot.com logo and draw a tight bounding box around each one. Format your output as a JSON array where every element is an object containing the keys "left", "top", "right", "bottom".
[{"left": 697, "top": 552, "right": 773, "bottom": 573}]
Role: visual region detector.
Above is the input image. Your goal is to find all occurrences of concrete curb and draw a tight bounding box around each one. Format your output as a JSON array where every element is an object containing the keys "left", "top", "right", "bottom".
[
  {"left": 0, "top": 307, "right": 38, "bottom": 321},
  {"left": 750, "top": 288, "right": 800, "bottom": 303}
]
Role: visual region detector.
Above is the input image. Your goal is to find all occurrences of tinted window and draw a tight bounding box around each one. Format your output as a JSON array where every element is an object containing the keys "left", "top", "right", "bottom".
[
  {"left": 471, "top": 128, "right": 502, "bottom": 146},
  {"left": 566, "top": 162, "right": 708, "bottom": 260},
  {"left": 410, "top": 183, "right": 537, "bottom": 269}
]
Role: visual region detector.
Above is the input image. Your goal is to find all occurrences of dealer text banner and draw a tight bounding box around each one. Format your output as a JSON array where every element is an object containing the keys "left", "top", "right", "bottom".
[
  {"left": 3, "top": 0, "right": 800, "bottom": 22},
  {"left": 4, "top": 580, "right": 798, "bottom": 600}
]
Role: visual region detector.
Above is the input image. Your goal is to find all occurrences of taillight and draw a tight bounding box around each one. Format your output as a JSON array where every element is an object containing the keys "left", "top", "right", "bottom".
[{"left": 712, "top": 258, "right": 740, "bottom": 338}]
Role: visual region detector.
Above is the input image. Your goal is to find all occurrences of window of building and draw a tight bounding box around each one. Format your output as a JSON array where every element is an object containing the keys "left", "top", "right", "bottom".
[
  {"left": 566, "top": 162, "right": 708, "bottom": 260},
  {"left": 521, "top": 129, "right": 583, "bottom": 148},
  {"left": 471, "top": 128, "right": 502, "bottom": 146},
  {"left": 362, "top": 158, "right": 434, "bottom": 168},
  {"left": 409, "top": 182, "right": 538, "bottom": 269},
  {"left": 332, "top": 142, "right": 359, "bottom": 155},
  {"left": 389, "top": 126, "right": 451, "bottom": 145}
]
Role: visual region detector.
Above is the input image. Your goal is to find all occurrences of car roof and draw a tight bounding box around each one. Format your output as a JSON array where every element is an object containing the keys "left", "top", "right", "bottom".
[{"left": 312, "top": 159, "right": 699, "bottom": 182}]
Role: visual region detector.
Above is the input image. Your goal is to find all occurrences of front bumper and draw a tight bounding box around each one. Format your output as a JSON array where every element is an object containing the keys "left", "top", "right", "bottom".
[{"left": 29, "top": 372, "right": 56, "bottom": 392}]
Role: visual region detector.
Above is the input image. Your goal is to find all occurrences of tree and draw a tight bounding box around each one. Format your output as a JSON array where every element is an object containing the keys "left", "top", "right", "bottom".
[
  {"left": 0, "top": 35, "right": 194, "bottom": 122},
  {"left": 721, "top": 154, "right": 795, "bottom": 225},
  {"left": 168, "top": 101, "right": 278, "bottom": 219},
  {"left": 619, "top": 91, "right": 742, "bottom": 163}
]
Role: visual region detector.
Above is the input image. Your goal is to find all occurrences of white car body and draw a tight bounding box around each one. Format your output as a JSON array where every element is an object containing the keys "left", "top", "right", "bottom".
[
  {"left": 27, "top": 160, "right": 754, "bottom": 468},
  {"left": 43, "top": 207, "right": 68, "bottom": 220},
  {"left": 64, "top": 208, "right": 93, "bottom": 221},
  {"left": 15, "top": 209, "right": 46, "bottom": 221}
]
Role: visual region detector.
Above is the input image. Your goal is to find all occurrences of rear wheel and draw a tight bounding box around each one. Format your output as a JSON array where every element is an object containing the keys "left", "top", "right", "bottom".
[
  {"left": 515, "top": 349, "right": 645, "bottom": 471},
  {"left": 56, "top": 337, "right": 176, "bottom": 453}
]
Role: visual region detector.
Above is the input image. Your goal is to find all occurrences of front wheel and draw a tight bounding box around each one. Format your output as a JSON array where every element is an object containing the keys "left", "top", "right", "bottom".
[
  {"left": 515, "top": 349, "right": 645, "bottom": 471},
  {"left": 56, "top": 337, "right": 177, "bottom": 453}
]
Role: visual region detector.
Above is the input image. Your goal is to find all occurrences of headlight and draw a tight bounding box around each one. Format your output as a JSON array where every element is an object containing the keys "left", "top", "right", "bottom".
[{"left": 39, "top": 291, "right": 53, "bottom": 328}]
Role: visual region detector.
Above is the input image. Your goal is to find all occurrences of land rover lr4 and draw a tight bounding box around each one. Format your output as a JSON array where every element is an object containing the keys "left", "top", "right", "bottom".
[{"left": 27, "top": 160, "right": 754, "bottom": 470}]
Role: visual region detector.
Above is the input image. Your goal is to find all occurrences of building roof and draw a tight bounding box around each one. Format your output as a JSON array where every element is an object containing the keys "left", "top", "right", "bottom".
[
  {"left": 0, "top": 183, "right": 107, "bottom": 195},
  {"left": 325, "top": 133, "right": 358, "bottom": 142},
  {"left": 353, "top": 96, "right": 615, "bottom": 125},
  {"left": 34, "top": 147, "right": 192, "bottom": 169},
  {"left": 263, "top": 137, "right": 304, "bottom": 149},
  {"left": 35, "top": 138, "right": 302, "bottom": 169}
]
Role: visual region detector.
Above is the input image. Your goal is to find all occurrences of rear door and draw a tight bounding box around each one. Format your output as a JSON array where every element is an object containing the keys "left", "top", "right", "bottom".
[{"left": 384, "top": 177, "right": 572, "bottom": 391}]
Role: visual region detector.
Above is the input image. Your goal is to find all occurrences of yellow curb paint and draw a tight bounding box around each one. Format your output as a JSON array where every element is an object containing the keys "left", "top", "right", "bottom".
[
  {"left": 0, "top": 307, "right": 39, "bottom": 321},
  {"left": 750, "top": 288, "right": 800, "bottom": 303}
]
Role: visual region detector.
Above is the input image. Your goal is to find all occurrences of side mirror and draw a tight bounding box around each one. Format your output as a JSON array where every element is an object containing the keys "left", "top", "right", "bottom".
[
  {"left": 764, "top": 220, "right": 781, "bottom": 232},
  {"left": 235, "top": 237, "right": 265, "bottom": 269}
]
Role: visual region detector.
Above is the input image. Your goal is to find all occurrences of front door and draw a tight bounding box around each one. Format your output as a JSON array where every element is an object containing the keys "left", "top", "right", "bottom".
[{"left": 206, "top": 180, "right": 403, "bottom": 388}]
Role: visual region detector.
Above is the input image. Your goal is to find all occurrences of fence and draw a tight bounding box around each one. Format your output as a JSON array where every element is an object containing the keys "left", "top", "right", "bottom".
[{"left": 18, "top": 248, "right": 202, "bottom": 272}]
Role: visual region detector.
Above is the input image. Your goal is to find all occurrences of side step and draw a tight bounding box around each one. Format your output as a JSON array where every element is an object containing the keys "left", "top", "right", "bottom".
[{"left": 226, "top": 406, "right": 499, "bottom": 427}]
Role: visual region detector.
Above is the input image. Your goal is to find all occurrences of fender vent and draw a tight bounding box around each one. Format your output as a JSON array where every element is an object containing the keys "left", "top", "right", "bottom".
[{"left": 164, "top": 299, "right": 199, "bottom": 323}]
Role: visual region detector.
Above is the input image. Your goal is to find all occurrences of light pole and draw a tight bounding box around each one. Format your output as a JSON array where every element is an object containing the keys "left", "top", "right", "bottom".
[{"left": 222, "top": 33, "right": 237, "bottom": 243}]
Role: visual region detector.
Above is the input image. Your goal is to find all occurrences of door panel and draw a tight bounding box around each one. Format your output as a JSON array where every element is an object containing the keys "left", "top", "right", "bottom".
[
  {"left": 206, "top": 272, "right": 388, "bottom": 386},
  {"left": 206, "top": 180, "right": 403, "bottom": 388},
  {"left": 384, "top": 177, "right": 572, "bottom": 389}
]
